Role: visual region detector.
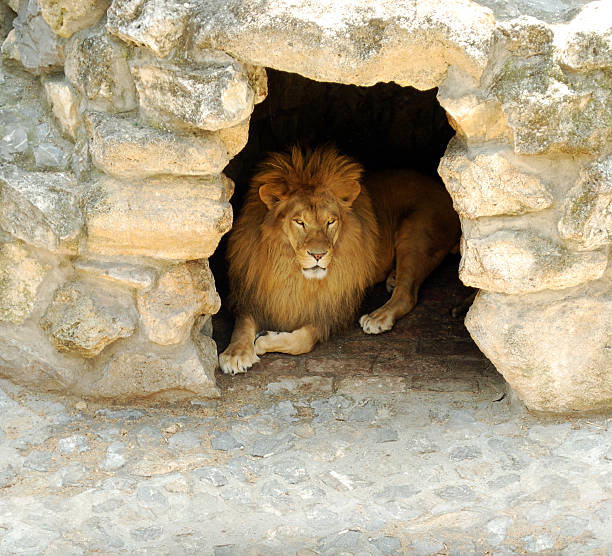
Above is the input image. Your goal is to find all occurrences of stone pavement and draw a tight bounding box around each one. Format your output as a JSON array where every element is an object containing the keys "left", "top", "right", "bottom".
[{"left": 0, "top": 257, "right": 610, "bottom": 555}]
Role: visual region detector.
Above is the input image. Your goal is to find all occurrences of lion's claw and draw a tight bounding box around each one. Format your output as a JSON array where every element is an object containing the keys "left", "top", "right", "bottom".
[
  {"left": 219, "top": 344, "right": 259, "bottom": 375},
  {"left": 360, "top": 311, "right": 394, "bottom": 334}
]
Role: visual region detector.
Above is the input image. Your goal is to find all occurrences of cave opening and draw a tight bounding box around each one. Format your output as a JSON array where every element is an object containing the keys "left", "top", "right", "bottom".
[{"left": 211, "top": 68, "right": 490, "bottom": 383}]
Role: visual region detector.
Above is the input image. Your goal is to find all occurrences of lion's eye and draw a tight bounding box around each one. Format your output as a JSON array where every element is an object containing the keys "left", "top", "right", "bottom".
[
  {"left": 294, "top": 218, "right": 305, "bottom": 227},
  {"left": 327, "top": 218, "right": 337, "bottom": 226}
]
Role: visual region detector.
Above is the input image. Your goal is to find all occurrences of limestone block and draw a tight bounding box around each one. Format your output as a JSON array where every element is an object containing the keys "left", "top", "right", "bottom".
[
  {"left": 39, "top": 0, "right": 111, "bottom": 38},
  {"left": 0, "top": 167, "right": 83, "bottom": 254},
  {"left": 73, "top": 258, "right": 157, "bottom": 290},
  {"left": 1, "top": 30, "right": 19, "bottom": 63},
  {"left": 465, "top": 281, "right": 612, "bottom": 412},
  {"left": 0, "top": 2, "right": 16, "bottom": 43},
  {"left": 193, "top": 0, "right": 495, "bottom": 89},
  {"left": 554, "top": 1, "right": 612, "bottom": 71},
  {"left": 84, "top": 175, "right": 233, "bottom": 259},
  {"left": 217, "top": 118, "right": 251, "bottom": 160},
  {"left": 89, "top": 338, "right": 220, "bottom": 400},
  {"left": 0, "top": 241, "right": 49, "bottom": 325},
  {"left": 459, "top": 229, "right": 608, "bottom": 294},
  {"left": 42, "top": 76, "right": 82, "bottom": 140},
  {"left": 129, "top": 54, "right": 255, "bottom": 132},
  {"left": 84, "top": 111, "right": 229, "bottom": 179},
  {"left": 438, "top": 138, "right": 553, "bottom": 218},
  {"left": 106, "top": 0, "right": 190, "bottom": 58},
  {"left": 64, "top": 24, "right": 137, "bottom": 113},
  {"left": 437, "top": 93, "right": 512, "bottom": 144},
  {"left": 40, "top": 278, "right": 137, "bottom": 358},
  {"left": 137, "top": 260, "right": 220, "bottom": 346},
  {"left": 11, "top": 0, "right": 65, "bottom": 74},
  {"left": 493, "top": 56, "right": 611, "bottom": 155},
  {"left": 495, "top": 16, "right": 553, "bottom": 58},
  {"left": 558, "top": 157, "right": 612, "bottom": 250}
]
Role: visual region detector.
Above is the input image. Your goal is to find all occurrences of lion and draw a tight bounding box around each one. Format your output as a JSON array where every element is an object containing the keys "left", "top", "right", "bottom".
[{"left": 219, "top": 145, "right": 460, "bottom": 375}]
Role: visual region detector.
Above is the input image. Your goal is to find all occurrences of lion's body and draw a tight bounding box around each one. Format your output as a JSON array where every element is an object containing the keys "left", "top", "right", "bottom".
[{"left": 219, "top": 146, "right": 460, "bottom": 375}]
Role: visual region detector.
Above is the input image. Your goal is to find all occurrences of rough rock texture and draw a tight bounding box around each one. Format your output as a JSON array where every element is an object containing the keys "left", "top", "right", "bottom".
[
  {"left": 39, "top": 0, "right": 111, "bottom": 39},
  {"left": 459, "top": 229, "right": 608, "bottom": 294},
  {"left": 129, "top": 53, "right": 255, "bottom": 132},
  {"left": 40, "top": 279, "right": 137, "bottom": 358},
  {"left": 89, "top": 338, "right": 220, "bottom": 400},
  {"left": 0, "top": 240, "right": 49, "bottom": 325},
  {"left": 439, "top": 138, "right": 553, "bottom": 218},
  {"left": 466, "top": 278, "right": 612, "bottom": 412},
  {"left": 42, "top": 76, "right": 82, "bottom": 140},
  {"left": 73, "top": 258, "right": 157, "bottom": 290},
  {"left": 10, "top": 0, "right": 65, "bottom": 74},
  {"left": 137, "top": 261, "right": 221, "bottom": 346},
  {"left": 84, "top": 111, "right": 230, "bottom": 179},
  {"left": 0, "top": 167, "right": 83, "bottom": 254},
  {"left": 84, "top": 175, "right": 233, "bottom": 259},
  {"left": 558, "top": 157, "right": 612, "bottom": 250},
  {"left": 64, "top": 24, "right": 137, "bottom": 113}
]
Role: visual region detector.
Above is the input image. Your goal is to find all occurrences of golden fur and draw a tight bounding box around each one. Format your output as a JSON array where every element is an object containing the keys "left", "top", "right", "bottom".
[
  {"left": 219, "top": 145, "right": 460, "bottom": 375},
  {"left": 227, "top": 146, "right": 379, "bottom": 340}
]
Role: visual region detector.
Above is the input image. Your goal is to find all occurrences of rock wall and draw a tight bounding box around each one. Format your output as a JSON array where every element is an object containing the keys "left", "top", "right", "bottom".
[{"left": 0, "top": 0, "right": 610, "bottom": 411}]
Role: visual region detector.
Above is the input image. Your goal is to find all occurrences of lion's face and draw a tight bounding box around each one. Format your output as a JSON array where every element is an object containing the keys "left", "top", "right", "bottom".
[{"left": 281, "top": 194, "right": 342, "bottom": 280}]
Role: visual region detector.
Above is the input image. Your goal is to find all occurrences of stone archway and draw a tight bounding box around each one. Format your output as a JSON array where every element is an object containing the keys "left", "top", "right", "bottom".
[{"left": 0, "top": 0, "right": 610, "bottom": 411}]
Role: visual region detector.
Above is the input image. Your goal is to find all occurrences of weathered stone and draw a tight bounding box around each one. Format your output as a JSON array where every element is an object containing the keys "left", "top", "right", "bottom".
[
  {"left": 0, "top": 3, "right": 15, "bottom": 44},
  {"left": 554, "top": 1, "right": 612, "bottom": 71},
  {"left": 0, "top": 241, "right": 49, "bottom": 325},
  {"left": 492, "top": 55, "right": 611, "bottom": 155},
  {"left": 84, "top": 111, "right": 229, "bottom": 179},
  {"left": 40, "top": 279, "right": 137, "bottom": 358},
  {"left": 466, "top": 279, "right": 612, "bottom": 412},
  {"left": 39, "top": 0, "right": 111, "bottom": 38},
  {"left": 130, "top": 53, "right": 255, "bottom": 132},
  {"left": 558, "top": 157, "right": 612, "bottom": 250},
  {"left": 439, "top": 138, "right": 553, "bottom": 218},
  {"left": 460, "top": 229, "right": 608, "bottom": 294},
  {"left": 84, "top": 175, "right": 233, "bottom": 259},
  {"left": 33, "top": 142, "right": 68, "bottom": 169},
  {"left": 193, "top": 0, "right": 495, "bottom": 89},
  {"left": 438, "top": 92, "right": 513, "bottom": 144},
  {"left": 73, "top": 258, "right": 157, "bottom": 290},
  {"left": 64, "top": 24, "right": 137, "bottom": 113},
  {"left": 11, "top": 0, "right": 65, "bottom": 74},
  {"left": 106, "top": 0, "right": 190, "bottom": 58},
  {"left": 1, "top": 29, "right": 20, "bottom": 64},
  {"left": 89, "top": 339, "right": 220, "bottom": 400},
  {"left": 137, "top": 260, "right": 220, "bottom": 346},
  {"left": 0, "top": 167, "right": 83, "bottom": 254},
  {"left": 216, "top": 118, "right": 251, "bottom": 160},
  {"left": 495, "top": 16, "right": 553, "bottom": 58},
  {"left": 42, "top": 76, "right": 82, "bottom": 140}
]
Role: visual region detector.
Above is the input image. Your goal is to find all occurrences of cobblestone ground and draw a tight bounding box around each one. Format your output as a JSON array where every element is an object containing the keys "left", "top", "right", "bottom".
[{"left": 1, "top": 257, "right": 610, "bottom": 555}]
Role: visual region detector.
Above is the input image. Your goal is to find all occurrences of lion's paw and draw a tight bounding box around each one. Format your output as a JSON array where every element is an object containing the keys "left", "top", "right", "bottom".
[
  {"left": 254, "top": 331, "right": 281, "bottom": 356},
  {"left": 219, "top": 343, "right": 259, "bottom": 375},
  {"left": 359, "top": 311, "right": 395, "bottom": 334}
]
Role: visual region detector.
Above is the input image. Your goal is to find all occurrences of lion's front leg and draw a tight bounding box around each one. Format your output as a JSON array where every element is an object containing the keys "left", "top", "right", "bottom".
[
  {"left": 219, "top": 314, "right": 259, "bottom": 375},
  {"left": 254, "top": 325, "right": 320, "bottom": 356}
]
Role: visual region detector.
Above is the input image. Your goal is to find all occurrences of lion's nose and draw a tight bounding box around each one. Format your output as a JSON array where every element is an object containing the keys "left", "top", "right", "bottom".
[{"left": 308, "top": 250, "right": 327, "bottom": 261}]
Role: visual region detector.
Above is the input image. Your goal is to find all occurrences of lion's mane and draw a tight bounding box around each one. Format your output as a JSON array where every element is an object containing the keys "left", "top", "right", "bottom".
[{"left": 227, "top": 146, "right": 380, "bottom": 340}]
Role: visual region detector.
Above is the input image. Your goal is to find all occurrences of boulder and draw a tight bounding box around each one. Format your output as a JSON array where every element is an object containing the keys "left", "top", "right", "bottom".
[
  {"left": 129, "top": 53, "right": 255, "bottom": 132},
  {"left": 42, "top": 76, "right": 82, "bottom": 140},
  {"left": 192, "top": 0, "right": 496, "bottom": 89},
  {"left": 466, "top": 279, "right": 612, "bottom": 412},
  {"left": 84, "top": 111, "right": 230, "bottom": 179},
  {"left": 40, "top": 278, "right": 137, "bottom": 358},
  {"left": 439, "top": 138, "right": 553, "bottom": 218},
  {"left": 0, "top": 240, "right": 49, "bottom": 325},
  {"left": 73, "top": 257, "right": 157, "bottom": 290},
  {"left": 39, "top": 0, "right": 111, "bottom": 38},
  {"left": 11, "top": 0, "right": 65, "bottom": 74},
  {"left": 558, "top": 156, "right": 612, "bottom": 250},
  {"left": 137, "top": 260, "right": 220, "bottom": 345},
  {"left": 83, "top": 175, "right": 233, "bottom": 259},
  {"left": 0, "top": 167, "right": 83, "bottom": 254},
  {"left": 459, "top": 229, "right": 608, "bottom": 294},
  {"left": 87, "top": 337, "right": 220, "bottom": 400},
  {"left": 64, "top": 24, "right": 137, "bottom": 112}
]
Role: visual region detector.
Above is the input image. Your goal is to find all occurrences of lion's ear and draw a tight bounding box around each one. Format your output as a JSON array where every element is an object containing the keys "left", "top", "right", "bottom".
[
  {"left": 259, "top": 183, "right": 288, "bottom": 210},
  {"left": 330, "top": 180, "right": 361, "bottom": 207}
]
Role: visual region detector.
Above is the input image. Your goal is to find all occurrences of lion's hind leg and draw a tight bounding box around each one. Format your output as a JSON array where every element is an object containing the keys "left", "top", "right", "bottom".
[
  {"left": 254, "top": 325, "right": 319, "bottom": 356},
  {"left": 360, "top": 215, "right": 450, "bottom": 334},
  {"left": 219, "top": 314, "right": 259, "bottom": 375}
]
